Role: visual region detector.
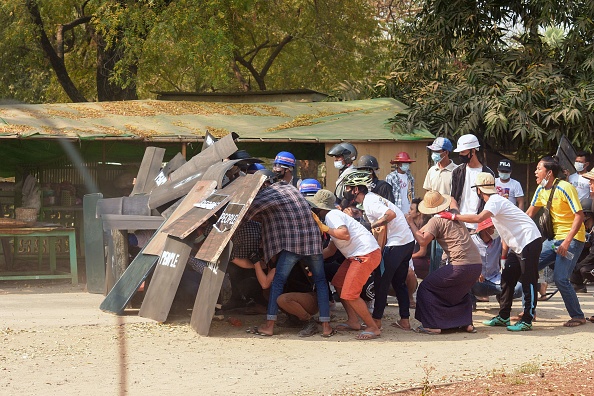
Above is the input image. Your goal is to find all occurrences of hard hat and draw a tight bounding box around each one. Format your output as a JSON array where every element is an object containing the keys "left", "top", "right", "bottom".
[
  {"left": 390, "top": 152, "right": 415, "bottom": 164},
  {"left": 355, "top": 155, "right": 379, "bottom": 170},
  {"left": 273, "top": 151, "right": 296, "bottom": 167},
  {"left": 342, "top": 170, "right": 373, "bottom": 187},
  {"left": 327, "top": 143, "right": 357, "bottom": 162},
  {"left": 247, "top": 163, "right": 266, "bottom": 172},
  {"left": 299, "top": 178, "right": 322, "bottom": 194},
  {"left": 454, "top": 134, "right": 480, "bottom": 152}
]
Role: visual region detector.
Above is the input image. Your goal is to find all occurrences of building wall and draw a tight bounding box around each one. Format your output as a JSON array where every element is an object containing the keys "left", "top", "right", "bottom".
[{"left": 324, "top": 141, "right": 433, "bottom": 200}]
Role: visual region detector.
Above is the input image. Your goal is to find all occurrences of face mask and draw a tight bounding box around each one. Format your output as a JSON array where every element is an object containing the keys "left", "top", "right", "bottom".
[
  {"left": 489, "top": 229, "right": 499, "bottom": 240},
  {"left": 459, "top": 151, "right": 473, "bottom": 164},
  {"left": 431, "top": 152, "right": 442, "bottom": 163},
  {"left": 574, "top": 162, "right": 586, "bottom": 172},
  {"left": 343, "top": 189, "right": 355, "bottom": 202},
  {"left": 498, "top": 172, "right": 511, "bottom": 181},
  {"left": 273, "top": 169, "right": 286, "bottom": 180},
  {"left": 400, "top": 163, "right": 410, "bottom": 172},
  {"left": 334, "top": 160, "right": 344, "bottom": 169},
  {"left": 539, "top": 171, "right": 551, "bottom": 188}
]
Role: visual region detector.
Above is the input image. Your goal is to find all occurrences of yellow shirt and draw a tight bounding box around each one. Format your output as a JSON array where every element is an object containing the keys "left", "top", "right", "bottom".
[{"left": 531, "top": 179, "right": 586, "bottom": 242}]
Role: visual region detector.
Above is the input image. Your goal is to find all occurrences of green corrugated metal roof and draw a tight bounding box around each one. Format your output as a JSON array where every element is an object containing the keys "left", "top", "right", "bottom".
[{"left": 0, "top": 98, "right": 433, "bottom": 142}]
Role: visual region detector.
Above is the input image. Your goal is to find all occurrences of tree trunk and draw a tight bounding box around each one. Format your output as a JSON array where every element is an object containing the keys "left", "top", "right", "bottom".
[{"left": 96, "top": 38, "right": 138, "bottom": 101}]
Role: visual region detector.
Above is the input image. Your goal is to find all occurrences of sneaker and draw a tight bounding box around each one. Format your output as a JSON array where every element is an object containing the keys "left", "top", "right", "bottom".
[
  {"left": 507, "top": 320, "right": 532, "bottom": 331},
  {"left": 482, "top": 315, "right": 510, "bottom": 327},
  {"left": 298, "top": 319, "right": 319, "bottom": 337}
]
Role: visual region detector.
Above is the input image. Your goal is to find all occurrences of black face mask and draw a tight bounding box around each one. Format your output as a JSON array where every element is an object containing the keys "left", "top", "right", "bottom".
[
  {"left": 459, "top": 151, "right": 473, "bottom": 164},
  {"left": 343, "top": 189, "right": 355, "bottom": 203},
  {"left": 273, "top": 169, "right": 286, "bottom": 180}
]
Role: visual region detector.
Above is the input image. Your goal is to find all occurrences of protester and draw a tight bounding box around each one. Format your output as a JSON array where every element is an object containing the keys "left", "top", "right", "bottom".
[
  {"left": 299, "top": 178, "right": 322, "bottom": 197},
  {"left": 272, "top": 151, "right": 297, "bottom": 184},
  {"left": 423, "top": 137, "right": 457, "bottom": 195},
  {"left": 408, "top": 198, "right": 431, "bottom": 280},
  {"left": 355, "top": 155, "right": 395, "bottom": 203},
  {"left": 308, "top": 189, "right": 381, "bottom": 340},
  {"left": 243, "top": 177, "right": 333, "bottom": 337},
  {"left": 525, "top": 156, "right": 587, "bottom": 327},
  {"left": 569, "top": 197, "right": 594, "bottom": 293},
  {"left": 450, "top": 134, "right": 494, "bottom": 230},
  {"left": 386, "top": 152, "right": 415, "bottom": 213},
  {"left": 343, "top": 171, "right": 415, "bottom": 332},
  {"left": 568, "top": 151, "right": 592, "bottom": 200},
  {"left": 407, "top": 190, "right": 482, "bottom": 334},
  {"left": 441, "top": 173, "right": 542, "bottom": 331},
  {"left": 327, "top": 142, "right": 358, "bottom": 200},
  {"left": 495, "top": 159, "right": 525, "bottom": 210}
]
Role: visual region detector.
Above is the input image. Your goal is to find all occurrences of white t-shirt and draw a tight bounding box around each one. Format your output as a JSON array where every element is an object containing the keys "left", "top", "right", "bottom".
[
  {"left": 459, "top": 166, "right": 483, "bottom": 229},
  {"left": 324, "top": 209, "right": 379, "bottom": 257},
  {"left": 568, "top": 173, "right": 591, "bottom": 200},
  {"left": 397, "top": 172, "right": 411, "bottom": 214},
  {"left": 362, "top": 192, "right": 414, "bottom": 247},
  {"left": 495, "top": 178, "right": 524, "bottom": 206},
  {"left": 484, "top": 194, "right": 541, "bottom": 254}
]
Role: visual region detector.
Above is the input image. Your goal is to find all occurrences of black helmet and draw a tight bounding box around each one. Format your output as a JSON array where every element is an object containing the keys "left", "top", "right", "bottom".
[
  {"left": 229, "top": 150, "right": 251, "bottom": 160},
  {"left": 355, "top": 155, "right": 379, "bottom": 170},
  {"left": 327, "top": 142, "right": 357, "bottom": 163},
  {"left": 255, "top": 169, "right": 277, "bottom": 184}
]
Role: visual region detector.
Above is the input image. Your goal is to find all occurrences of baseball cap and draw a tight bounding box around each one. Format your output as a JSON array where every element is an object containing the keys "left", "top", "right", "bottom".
[
  {"left": 427, "top": 137, "right": 453, "bottom": 152},
  {"left": 497, "top": 160, "right": 512, "bottom": 172},
  {"left": 472, "top": 172, "right": 497, "bottom": 194}
]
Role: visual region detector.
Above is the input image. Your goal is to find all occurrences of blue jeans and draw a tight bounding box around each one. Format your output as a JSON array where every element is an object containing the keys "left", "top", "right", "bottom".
[
  {"left": 538, "top": 239, "right": 585, "bottom": 319},
  {"left": 471, "top": 280, "right": 522, "bottom": 300},
  {"left": 266, "top": 250, "right": 330, "bottom": 322}
]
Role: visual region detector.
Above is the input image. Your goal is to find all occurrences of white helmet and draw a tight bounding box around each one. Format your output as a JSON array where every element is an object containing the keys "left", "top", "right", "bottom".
[{"left": 454, "top": 134, "right": 480, "bottom": 152}]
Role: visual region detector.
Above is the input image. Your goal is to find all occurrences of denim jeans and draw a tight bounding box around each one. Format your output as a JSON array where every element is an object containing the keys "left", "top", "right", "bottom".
[
  {"left": 266, "top": 250, "right": 330, "bottom": 322},
  {"left": 471, "top": 280, "right": 522, "bottom": 300},
  {"left": 538, "top": 239, "right": 585, "bottom": 319}
]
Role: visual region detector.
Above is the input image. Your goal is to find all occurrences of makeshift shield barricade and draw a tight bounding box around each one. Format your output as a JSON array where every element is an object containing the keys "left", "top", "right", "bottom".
[
  {"left": 83, "top": 193, "right": 105, "bottom": 294},
  {"left": 556, "top": 135, "right": 577, "bottom": 175},
  {"left": 131, "top": 146, "right": 166, "bottom": 196}
]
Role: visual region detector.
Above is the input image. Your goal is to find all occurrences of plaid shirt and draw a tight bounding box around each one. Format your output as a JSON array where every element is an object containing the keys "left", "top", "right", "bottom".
[
  {"left": 385, "top": 170, "right": 415, "bottom": 210},
  {"left": 245, "top": 182, "right": 322, "bottom": 264}
]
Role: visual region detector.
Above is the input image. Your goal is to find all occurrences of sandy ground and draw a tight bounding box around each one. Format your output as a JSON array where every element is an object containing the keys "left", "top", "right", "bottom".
[{"left": 1, "top": 282, "right": 593, "bottom": 396}]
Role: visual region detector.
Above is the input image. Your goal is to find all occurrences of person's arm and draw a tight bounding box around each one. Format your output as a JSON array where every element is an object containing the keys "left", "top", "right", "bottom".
[
  {"left": 411, "top": 243, "right": 427, "bottom": 259},
  {"left": 525, "top": 205, "right": 539, "bottom": 218},
  {"left": 254, "top": 262, "right": 275, "bottom": 289},
  {"left": 516, "top": 196, "right": 525, "bottom": 211},
  {"left": 327, "top": 225, "right": 350, "bottom": 241},
  {"left": 406, "top": 216, "right": 434, "bottom": 247},
  {"left": 370, "top": 209, "right": 396, "bottom": 229},
  {"left": 231, "top": 257, "right": 255, "bottom": 269},
  {"left": 439, "top": 210, "right": 493, "bottom": 224},
  {"left": 323, "top": 240, "right": 338, "bottom": 259},
  {"left": 557, "top": 210, "right": 585, "bottom": 257}
]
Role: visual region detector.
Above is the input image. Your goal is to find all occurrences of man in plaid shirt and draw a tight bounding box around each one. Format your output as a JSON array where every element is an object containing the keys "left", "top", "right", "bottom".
[{"left": 244, "top": 181, "right": 334, "bottom": 337}]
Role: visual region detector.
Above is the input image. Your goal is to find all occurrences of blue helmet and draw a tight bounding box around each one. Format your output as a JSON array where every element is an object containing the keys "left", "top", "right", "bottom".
[
  {"left": 273, "top": 151, "right": 296, "bottom": 167},
  {"left": 247, "top": 163, "right": 266, "bottom": 172},
  {"left": 299, "top": 179, "right": 321, "bottom": 194}
]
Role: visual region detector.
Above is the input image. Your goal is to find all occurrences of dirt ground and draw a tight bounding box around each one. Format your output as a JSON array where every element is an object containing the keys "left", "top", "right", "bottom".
[{"left": 1, "top": 281, "right": 593, "bottom": 396}]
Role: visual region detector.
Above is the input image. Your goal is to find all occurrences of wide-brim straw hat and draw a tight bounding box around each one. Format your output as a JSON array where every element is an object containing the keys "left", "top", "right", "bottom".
[
  {"left": 418, "top": 191, "right": 452, "bottom": 215},
  {"left": 582, "top": 169, "right": 594, "bottom": 181},
  {"left": 306, "top": 189, "right": 337, "bottom": 211}
]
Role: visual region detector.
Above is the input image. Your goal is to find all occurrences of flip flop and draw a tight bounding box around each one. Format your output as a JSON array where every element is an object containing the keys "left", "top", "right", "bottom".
[
  {"left": 245, "top": 326, "right": 273, "bottom": 336},
  {"left": 320, "top": 329, "right": 337, "bottom": 338},
  {"left": 461, "top": 324, "right": 477, "bottom": 333},
  {"left": 391, "top": 321, "right": 411, "bottom": 331},
  {"left": 355, "top": 331, "right": 380, "bottom": 340},
  {"left": 413, "top": 326, "right": 440, "bottom": 335},
  {"left": 538, "top": 290, "right": 559, "bottom": 301},
  {"left": 588, "top": 316, "right": 594, "bottom": 323},
  {"left": 563, "top": 318, "right": 587, "bottom": 327},
  {"left": 335, "top": 323, "right": 367, "bottom": 331}
]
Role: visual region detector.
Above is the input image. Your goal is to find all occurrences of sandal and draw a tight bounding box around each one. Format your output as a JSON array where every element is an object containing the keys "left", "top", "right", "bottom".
[
  {"left": 355, "top": 331, "right": 381, "bottom": 340},
  {"left": 563, "top": 318, "right": 587, "bottom": 327},
  {"left": 321, "top": 328, "right": 337, "bottom": 338},
  {"left": 413, "top": 326, "right": 440, "bottom": 335},
  {"left": 245, "top": 326, "right": 273, "bottom": 336},
  {"left": 391, "top": 321, "right": 411, "bottom": 331},
  {"left": 335, "top": 322, "right": 366, "bottom": 331}
]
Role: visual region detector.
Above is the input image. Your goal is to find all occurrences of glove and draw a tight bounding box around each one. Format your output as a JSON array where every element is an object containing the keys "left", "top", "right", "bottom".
[
  {"left": 500, "top": 258, "right": 507, "bottom": 268},
  {"left": 312, "top": 212, "right": 330, "bottom": 233},
  {"left": 437, "top": 211, "right": 456, "bottom": 220},
  {"left": 248, "top": 251, "right": 262, "bottom": 265}
]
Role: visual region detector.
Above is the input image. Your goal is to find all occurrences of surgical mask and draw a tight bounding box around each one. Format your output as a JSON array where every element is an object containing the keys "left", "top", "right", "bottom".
[
  {"left": 489, "top": 229, "right": 499, "bottom": 240},
  {"left": 334, "top": 160, "right": 344, "bottom": 169},
  {"left": 540, "top": 171, "right": 551, "bottom": 188},
  {"left": 498, "top": 172, "right": 510, "bottom": 180},
  {"left": 431, "top": 152, "right": 442, "bottom": 163},
  {"left": 400, "top": 163, "right": 410, "bottom": 172},
  {"left": 459, "top": 152, "right": 473, "bottom": 164},
  {"left": 574, "top": 162, "right": 586, "bottom": 172}
]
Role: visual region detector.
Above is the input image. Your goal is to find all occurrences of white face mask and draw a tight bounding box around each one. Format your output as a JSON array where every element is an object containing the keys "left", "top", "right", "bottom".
[
  {"left": 498, "top": 172, "right": 511, "bottom": 181},
  {"left": 540, "top": 171, "right": 550, "bottom": 188},
  {"left": 489, "top": 229, "right": 499, "bottom": 240},
  {"left": 574, "top": 162, "right": 586, "bottom": 172},
  {"left": 400, "top": 163, "right": 410, "bottom": 172},
  {"left": 431, "top": 152, "right": 442, "bottom": 163},
  {"left": 334, "top": 160, "right": 344, "bottom": 170}
]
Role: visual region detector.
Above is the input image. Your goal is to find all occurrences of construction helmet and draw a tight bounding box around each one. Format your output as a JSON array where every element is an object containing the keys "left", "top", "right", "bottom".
[
  {"left": 355, "top": 155, "right": 379, "bottom": 170},
  {"left": 299, "top": 178, "right": 322, "bottom": 194},
  {"left": 327, "top": 143, "right": 357, "bottom": 162},
  {"left": 342, "top": 170, "right": 373, "bottom": 187},
  {"left": 247, "top": 163, "right": 266, "bottom": 172},
  {"left": 454, "top": 134, "right": 480, "bottom": 152},
  {"left": 273, "top": 151, "right": 296, "bottom": 168}
]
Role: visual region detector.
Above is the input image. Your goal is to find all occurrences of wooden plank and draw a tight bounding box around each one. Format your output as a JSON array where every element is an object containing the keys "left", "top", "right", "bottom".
[
  {"left": 99, "top": 250, "right": 159, "bottom": 315},
  {"left": 138, "top": 235, "right": 193, "bottom": 322},
  {"left": 104, "top": 229, "right": 128, "bottom": 295},
  {"left": 190, "top": 241, "right": 232, "bottom": 336},
  {"left": 101, "top": 215, "right": 164, "bottom": 231},
  {"left": 131, "top": 147, "right": 166, "bottom": 195},
  {"left": 148, "top": 133, "right": 237, "bottom": 209},
  {"left": 83, "top": 193, "right": 105, "bottom": 294},
  {"left": 160, "top": 177, "right": 249, "bottom": 239},
  {"left": 97, "top": 196, "right": 151, "bottom": 216},
  {"left": 159, "top": 153, "right": 186, "bottom": 181},
  {"left": 143, "top": 180, "right": 217, "bottom": 256},
  {"left": 201, "top": 159, "right": 243, "bottom": 189},
  {"left": 195, "top": 173, "right": 265, "bottom": 263}
]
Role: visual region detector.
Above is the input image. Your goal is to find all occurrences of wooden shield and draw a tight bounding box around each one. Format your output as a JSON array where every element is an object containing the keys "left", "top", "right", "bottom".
[{"left": 131, "top": 146, "right": 166, "bottom": 196}]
